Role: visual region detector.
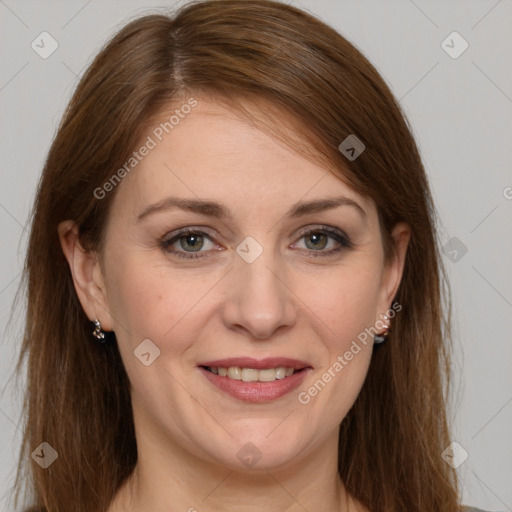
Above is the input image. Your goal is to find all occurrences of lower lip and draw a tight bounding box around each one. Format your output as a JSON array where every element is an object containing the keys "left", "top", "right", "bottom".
[{"left": 199, "top": 367, "right": 311, "bottom": 403}]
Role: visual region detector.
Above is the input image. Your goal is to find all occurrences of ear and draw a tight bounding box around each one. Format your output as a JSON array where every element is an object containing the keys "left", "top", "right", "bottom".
[
  {"left": 57, "top": 220, "right": 114, "bottom": 331},
  {"left": 375, "top": 221, "right": 410, "bottom": 320}
]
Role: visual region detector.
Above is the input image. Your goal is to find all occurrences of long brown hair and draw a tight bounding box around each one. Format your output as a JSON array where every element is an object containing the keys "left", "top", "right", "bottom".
[{"left": 11, "top": 0, "right": 461, "bottom": 510}]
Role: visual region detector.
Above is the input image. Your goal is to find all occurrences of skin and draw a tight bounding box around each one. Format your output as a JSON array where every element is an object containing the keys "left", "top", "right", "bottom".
[{"left": 59, "top": 97, "right": 410, "bottom": 512}]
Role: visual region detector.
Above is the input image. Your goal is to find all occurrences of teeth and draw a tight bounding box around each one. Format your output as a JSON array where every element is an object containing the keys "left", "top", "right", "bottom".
[
  {"left": 258, "top": 368, "right": 277, "bottom": 382},
  {"left": 275, "top": 367, "right": 286, "bottom": 379},
  {"left": 227, "top": 367, "right": 242, "bottom": 380},
  {"left": 241, "top": 368, "right": 259, "bottom": 382},
  {"left": 208, "top": 366, "right": 298, "bottom": 382}
]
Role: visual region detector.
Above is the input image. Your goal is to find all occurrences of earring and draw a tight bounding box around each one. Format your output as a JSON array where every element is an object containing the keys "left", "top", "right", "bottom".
[
  {"left": 373, "top": 314, "right": 390, "bottom": 344},
  {"left": 92, "top": 318, "right": 106, "bottom": 343}
]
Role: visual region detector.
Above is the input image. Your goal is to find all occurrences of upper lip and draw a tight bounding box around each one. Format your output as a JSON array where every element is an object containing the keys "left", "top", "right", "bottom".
[{"left": 198, "top": 357, "right": 312, "bottom": 370}]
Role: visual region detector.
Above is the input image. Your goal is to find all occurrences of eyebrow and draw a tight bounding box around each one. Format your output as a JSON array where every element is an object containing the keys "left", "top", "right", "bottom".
[{"left": 136, "top": 195, "right": 367, "bottom": 223}]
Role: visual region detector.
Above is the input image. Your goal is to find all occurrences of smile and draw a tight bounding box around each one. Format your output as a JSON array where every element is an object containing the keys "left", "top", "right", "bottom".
[
  {"left": 198, "top": 361, "right": 311, "bottom": 402},
  {"left": 204, "top": 366, "right": 297, "bottom": 382}
]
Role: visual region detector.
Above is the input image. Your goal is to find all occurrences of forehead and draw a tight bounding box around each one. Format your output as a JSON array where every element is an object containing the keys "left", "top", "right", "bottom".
[{"left": 110, "top": 97, "right": 373, "bottom": 219}]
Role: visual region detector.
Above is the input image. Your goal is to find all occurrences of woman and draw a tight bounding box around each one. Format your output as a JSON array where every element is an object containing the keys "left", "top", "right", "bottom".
[{"left": 10, "top": 0, "right": 492, "bottom": 510}]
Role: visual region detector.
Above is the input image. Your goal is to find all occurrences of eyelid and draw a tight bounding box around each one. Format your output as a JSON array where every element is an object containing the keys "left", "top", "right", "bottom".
[
  {"left": 294, "top": 224, "right": 349, "bottom": 240},
  {"left": 160, "top": 224, "right": 352, "bottom": 259},
  {"left": 291, "top": 225, "right": 353, "bottom": 251},
  {"left": 161, "top": 225, "right": 218, "bottom": 244}
]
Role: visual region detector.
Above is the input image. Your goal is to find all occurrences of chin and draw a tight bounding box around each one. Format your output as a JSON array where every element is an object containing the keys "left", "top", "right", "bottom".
[{"left": 201, "top": 429, "right": 310, "bottom": 472}]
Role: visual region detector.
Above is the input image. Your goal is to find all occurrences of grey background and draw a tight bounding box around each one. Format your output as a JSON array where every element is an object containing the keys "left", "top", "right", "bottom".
[{"left": 1, "top": 0, "right": 511, "bottom": 510}]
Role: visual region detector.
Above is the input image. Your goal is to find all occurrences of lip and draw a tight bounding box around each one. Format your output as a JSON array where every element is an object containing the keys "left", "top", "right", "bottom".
[
  {"left": 198, "top": 357, "right": 311, "bottom": 370},
  {"left": 199, "top": 366, "right": 312, "bottom": 403},
  {"left": 197, "top": 357, "right": 313, "bottom": 403}
]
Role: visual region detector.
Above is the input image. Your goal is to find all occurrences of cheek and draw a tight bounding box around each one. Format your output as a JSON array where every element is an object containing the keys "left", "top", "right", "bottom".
[
  {"left": 294, "top": 266, "right": 379, "bottom": 409},
  {"left": 105, "top": 250, "right": 216, "bottom": 358},
  {"left": 106, "top": 264, "right": 165, "bottom": 336},
  {"left": 104, "top": 254, "right": 203, "bottom": 403},
  {"left": 299, "top": 274, "right": 377, "bottom": 418},
  {"left": 103, "top": 251, "right": 168, "bottom": 344},
  {"left": 298, "top": 264, "right": 382, "bottom": 345}
]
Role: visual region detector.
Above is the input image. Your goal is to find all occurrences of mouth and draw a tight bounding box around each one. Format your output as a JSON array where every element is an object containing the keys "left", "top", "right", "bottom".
[
  {"left": 200, "top": 365, "right": 306, "bottom": 382},
  {"left": 197, "top": 357, "right": 312, "bottom": 402}
]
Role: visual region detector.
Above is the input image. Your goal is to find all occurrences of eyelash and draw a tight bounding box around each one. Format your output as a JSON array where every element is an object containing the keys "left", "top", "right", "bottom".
[{"left": 160, "top": 226, "right": 353, "bottom": 260}]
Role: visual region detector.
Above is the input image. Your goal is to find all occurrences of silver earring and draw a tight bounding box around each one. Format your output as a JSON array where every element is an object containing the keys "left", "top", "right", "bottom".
[
  {"left": 92, "top": 318, "right": 106, "bottom": 342},
  {"left": 374, "top": 315, "right": 390, "bottom": 344}
]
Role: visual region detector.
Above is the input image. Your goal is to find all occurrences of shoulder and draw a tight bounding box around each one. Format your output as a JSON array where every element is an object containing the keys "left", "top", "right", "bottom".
[
  {"left": 463, "top": 506, "right": 502, "bottom": 512},
  {"left": 23, "top": 505, "right": 497, "bottom": 512}
]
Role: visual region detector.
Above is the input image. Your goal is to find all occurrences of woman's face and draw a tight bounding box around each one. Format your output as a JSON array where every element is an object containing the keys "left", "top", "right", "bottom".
[{"left": 72, "top": 97, "right": 409, "bottom": 472}]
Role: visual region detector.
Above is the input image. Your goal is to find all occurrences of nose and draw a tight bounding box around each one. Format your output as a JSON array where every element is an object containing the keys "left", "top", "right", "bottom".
[{"left": 221, "top": 246, "right": 297, "bottom": 340}]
